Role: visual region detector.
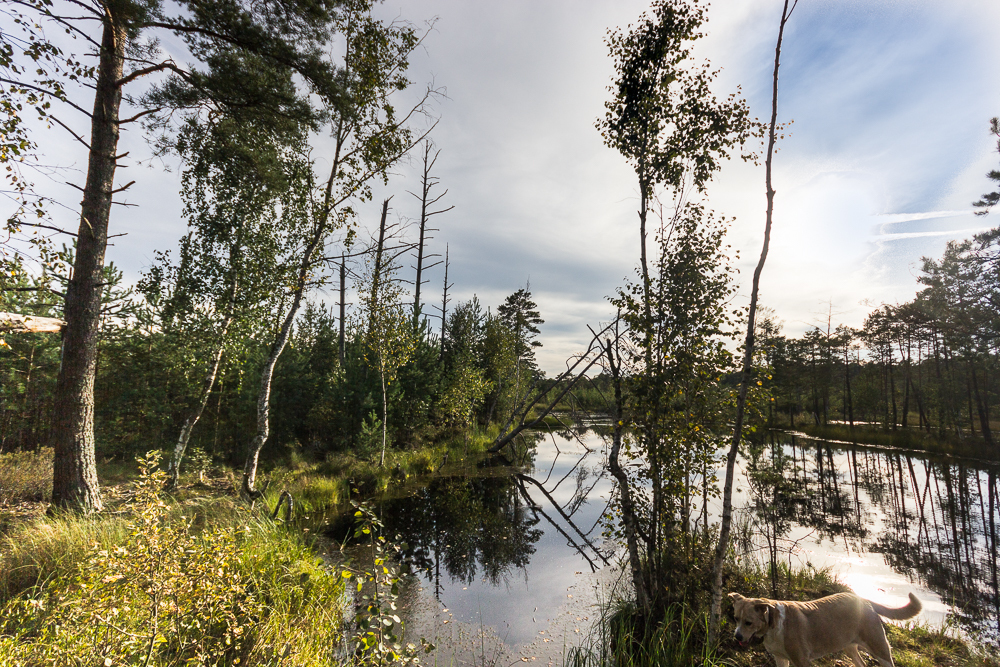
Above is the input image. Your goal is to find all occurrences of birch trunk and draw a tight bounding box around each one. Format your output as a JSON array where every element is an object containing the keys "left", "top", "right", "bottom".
[
  {"left": 708, "top": 0, "right": 795, "bottom": 643},
  {"left": 167, "top": 305, "right": 235, "bottom": 487}
]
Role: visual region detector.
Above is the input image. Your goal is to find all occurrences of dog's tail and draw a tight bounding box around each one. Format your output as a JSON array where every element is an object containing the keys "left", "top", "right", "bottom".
[{"left": 870, "top": 593, "right": 922, "bottom": 620}]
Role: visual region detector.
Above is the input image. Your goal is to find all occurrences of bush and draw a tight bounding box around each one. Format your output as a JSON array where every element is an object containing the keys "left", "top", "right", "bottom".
[{"left": 0, "top": 452, "right": 346, "bottom": 666}]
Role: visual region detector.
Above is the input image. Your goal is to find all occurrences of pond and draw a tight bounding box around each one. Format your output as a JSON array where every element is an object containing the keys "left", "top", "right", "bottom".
[
  {"left": 747, "top": 431, "right": 1000, "bottom": 646},
  {"left": 322, "top": 427, "right": 1000, "bottom": 663}
]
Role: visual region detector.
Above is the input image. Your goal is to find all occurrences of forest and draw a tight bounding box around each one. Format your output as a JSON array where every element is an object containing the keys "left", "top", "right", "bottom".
[
  {"left": 2, "top": 0, "right": 1000, "bottom": 665},
  {"left": 760, "top": 226, "right": 1000, "bottom": 456}
]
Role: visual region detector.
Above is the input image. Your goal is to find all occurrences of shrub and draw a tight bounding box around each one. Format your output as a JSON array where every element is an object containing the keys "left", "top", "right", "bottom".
[{"left": 0, "top": 451, "right": 346, "bottom": 666}]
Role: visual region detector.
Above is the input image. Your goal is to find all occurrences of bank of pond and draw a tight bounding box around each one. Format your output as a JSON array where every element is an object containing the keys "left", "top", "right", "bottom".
[{"left": 1, "top": 427, "right": 999, "bottom": 665}]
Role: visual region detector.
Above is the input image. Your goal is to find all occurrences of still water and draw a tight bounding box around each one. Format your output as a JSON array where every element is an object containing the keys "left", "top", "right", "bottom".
[{"left": 326, "top": 427, "right": 1000, "bottom": 662}]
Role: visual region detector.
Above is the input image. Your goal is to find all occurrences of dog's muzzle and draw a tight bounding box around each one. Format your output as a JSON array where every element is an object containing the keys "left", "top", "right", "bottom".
[{"left": 734, "top": 632, "right": 764, "bottom": 649}]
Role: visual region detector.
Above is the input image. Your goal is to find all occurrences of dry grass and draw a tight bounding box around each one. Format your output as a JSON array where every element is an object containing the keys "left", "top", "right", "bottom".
[
  {"left": 0, "top": 508, "right": 131, "bottom": 602},
  {"left": 0, "top": 447, "right": 52, "bottom": 504}
]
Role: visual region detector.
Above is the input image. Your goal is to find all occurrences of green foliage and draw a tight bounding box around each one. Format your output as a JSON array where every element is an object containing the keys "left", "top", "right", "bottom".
[
  {"left": 609, "top": 205, "right": 740, "bottom": 609},
  {"left": 0, "top": 451, "right": 346, "bottom": 666},
  {"left": 342, "top": 501, "right": 432, "bottom": 666},
  {"left": 597, "top": 0, "right": 753, "bottom": 198},
  {"left": 496, "top": 287, "right": 544, "bottom": 368},
  {"left": 0, "top": 0, "right": 91, "bottom": 274},
  {"left": 761, "top": 229, "right": 1000, "bottom": 457},
  {"left": 972, "top": 116, "right": 1000, "bottom": 216}
]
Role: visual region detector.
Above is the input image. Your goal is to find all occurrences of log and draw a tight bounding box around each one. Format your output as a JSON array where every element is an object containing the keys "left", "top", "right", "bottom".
[{"left": 0, "top": 312, "right": 66, "bottom": 333}]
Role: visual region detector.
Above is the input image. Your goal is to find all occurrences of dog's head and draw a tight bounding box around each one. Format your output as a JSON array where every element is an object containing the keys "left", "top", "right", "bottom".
[{"left": 729, "top": 592, "right": 776, "bottom": 647}]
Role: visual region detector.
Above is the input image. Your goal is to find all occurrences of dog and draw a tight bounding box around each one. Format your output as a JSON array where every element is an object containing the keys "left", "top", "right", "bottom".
[{"left": 729, "top": 591, "right": 922, "bottom": 667}]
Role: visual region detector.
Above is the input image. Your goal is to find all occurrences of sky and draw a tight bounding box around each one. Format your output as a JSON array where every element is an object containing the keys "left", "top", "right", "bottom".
[{"left": 14, "top": 0, "right": 1000, "bottom": 375}]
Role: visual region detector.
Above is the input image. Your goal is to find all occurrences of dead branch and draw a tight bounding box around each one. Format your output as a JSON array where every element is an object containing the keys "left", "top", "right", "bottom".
[
  {"left": 488, "top": 320, "right": 616, "bottom": 453},
  {"left": 0, "top": 312, "right": 66, "bottom": 333}
]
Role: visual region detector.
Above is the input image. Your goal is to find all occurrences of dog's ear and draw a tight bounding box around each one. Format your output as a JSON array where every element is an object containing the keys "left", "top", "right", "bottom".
[
  {"left": 728, "top": 592, "right": 743, "bottom": 602},
  {"left": 754, "top": 603, "right": 776, "bottom": 628}
]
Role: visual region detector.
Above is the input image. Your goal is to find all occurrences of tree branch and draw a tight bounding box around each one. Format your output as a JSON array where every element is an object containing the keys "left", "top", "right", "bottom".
[
  {"left": 116, "top": 60, "right": 187, "bottom": 88},
  {"left": 48, "top": 114, "right": 91, "bottom": 150}
]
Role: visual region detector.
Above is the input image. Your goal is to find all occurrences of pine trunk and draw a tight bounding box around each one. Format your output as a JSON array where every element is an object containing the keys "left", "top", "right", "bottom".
[{"left": 51, "top": 16, "right": 127, "bottom": 511}]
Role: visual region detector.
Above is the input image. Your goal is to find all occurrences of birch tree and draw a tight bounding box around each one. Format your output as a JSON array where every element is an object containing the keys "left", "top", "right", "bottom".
[
  {"left": 598, "top": 0, "right": 752, "bottom": 617},
  {"left": 708, "top": 0, "right": 800, "bottom": 643},
  {"left": 241, "top": 2, "right": 435, "bottom": 494},
  {"left": 148, "top": 116, "right": 305, "bottom": 487}
]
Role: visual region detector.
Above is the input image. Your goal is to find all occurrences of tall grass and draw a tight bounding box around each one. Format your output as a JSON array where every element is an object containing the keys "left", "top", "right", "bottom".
[
  {"left": 0, "top": 455, "right": 348, "bottom": 666},
  {"left": 0, "top": 447, "right": 52, "bottom": 504},
  {"left": 566, "top": 599, "right": 725, "bottom": 667},
  {"left": 0, "top": 509, "right": 131, "bottom": 602}
]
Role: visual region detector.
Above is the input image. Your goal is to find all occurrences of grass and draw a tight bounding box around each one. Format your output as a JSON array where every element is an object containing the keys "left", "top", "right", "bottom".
[
  {"left": 0, "top": 455, "right": 350, "bottom": 666},
  {"left": 258, "top": 425, "right": 497, "bottom": 516},
  {"left": 0, "top": 429, "right": 499, "bottom": 664},
  {"left": 0, "top": 447, "right": 52, "bottom": 504}
]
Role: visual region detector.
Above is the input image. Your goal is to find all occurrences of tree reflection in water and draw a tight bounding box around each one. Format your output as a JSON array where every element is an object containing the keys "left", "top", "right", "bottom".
[
  {"left": 373, "top": 428, "right": 610, "bottom": 600},
  {"left": 380, "top": 472, "right": 543, "bottom": 594},
  {"left": 743, "top": 432, "right": 1000, "bottom": 645}
]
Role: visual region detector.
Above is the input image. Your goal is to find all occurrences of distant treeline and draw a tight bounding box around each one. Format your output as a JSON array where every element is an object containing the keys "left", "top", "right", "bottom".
[
  {"left": 0, "top": 269, "right": 545, "bottom": 465},
  {"left": 761, "top": 229, "right": 1000, "bottom": 454}
]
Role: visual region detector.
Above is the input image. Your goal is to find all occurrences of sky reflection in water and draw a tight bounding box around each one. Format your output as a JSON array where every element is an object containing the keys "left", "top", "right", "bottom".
[{"left": 339, "top": 428, "right": 1000, "bottom": 661}]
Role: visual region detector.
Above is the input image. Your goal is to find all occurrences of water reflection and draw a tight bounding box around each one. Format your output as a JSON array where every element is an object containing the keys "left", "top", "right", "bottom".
[
  {"left": 744, "top": 433, "right": 1000, "bottom": 644},
  {"left": 328, "top": 429, "right": 614, "bottom": 654},
  {"left": 380, "top": 473, "right": 544, "bottom": 593}
]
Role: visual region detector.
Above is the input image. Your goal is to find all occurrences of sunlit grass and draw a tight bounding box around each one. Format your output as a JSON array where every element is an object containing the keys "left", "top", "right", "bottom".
[
  {"left": 0, "top": 447, "right": 52, "bottom": 504},
  {"left": 259, "top": 426, "right": 497, "bottom": 516},
  {"left": 0, "top": 480, "right": 346, "bottom": 666}
]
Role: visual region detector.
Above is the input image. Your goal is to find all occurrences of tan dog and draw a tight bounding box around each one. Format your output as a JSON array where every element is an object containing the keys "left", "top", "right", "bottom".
[{"left": 729, "top": 591, "right": 922, "bottom": 667}]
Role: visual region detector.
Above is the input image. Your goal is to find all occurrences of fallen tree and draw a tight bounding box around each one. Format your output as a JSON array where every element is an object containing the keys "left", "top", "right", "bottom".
[
  {"left": 0, "top": 312, "right": 66, "bottom": 333},
  {"left": 488, "top": 321, "right": 616, "bottom": 454}
]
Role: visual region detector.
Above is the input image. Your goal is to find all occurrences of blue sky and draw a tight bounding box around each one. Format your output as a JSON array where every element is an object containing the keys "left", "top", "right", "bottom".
[
  {"left": 358, "top": 0, "right": 1000, "bottom": 371},
  {"left": 13, "top": 0, "right": 1000, "bottom": 374}
]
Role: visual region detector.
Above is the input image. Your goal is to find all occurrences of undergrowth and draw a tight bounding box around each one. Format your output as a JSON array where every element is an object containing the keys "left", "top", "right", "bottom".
[
  {"left": 0, "top": 447, "right": 53, "bottom": 504},
  {"left": 0, "top": 449, "right": 439, "bottom": 666},
  {"left": 0, "top": 452, "right": 344, "bottom": 666}
]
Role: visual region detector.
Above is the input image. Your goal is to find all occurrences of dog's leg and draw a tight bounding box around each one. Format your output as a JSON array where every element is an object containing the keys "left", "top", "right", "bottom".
[
  {"left": 784, "top": 647, "right": 812, "bottom": 667},
  {"left": 860, "top": 622, "right": 896, "bottom": 667},
  {"left": 845, "top": 645, "right": 868, "bottom": 667},
  {"left": 773, "top": 658, "right": 790, "bottom": 667}
]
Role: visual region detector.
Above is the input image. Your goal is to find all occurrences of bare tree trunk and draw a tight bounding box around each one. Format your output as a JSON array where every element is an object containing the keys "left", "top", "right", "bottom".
[
  {"left": 51, "top": 15, "right": 128, "bottom": 512},
  {"left": 242, "top": 290, "right": 301, "bottom": 497},
  {"left": 708, "top": 0, "right": 796, "bottom": 644},
  {"left": 845, "top": 342, "right": 855, "bottom": 428},
  {"left": 604, "top": 335, "right": 648, "bottom": 611},
  {"left": 411, "top": 142, "right": 450, "bottom": 326},
  {"left": 971, "top": 360, "right": 995, "bottom": 450},
  {"left": 243, "top": 183, "right": 334, "bottom": 496},
  {"left": 368, "top": 199, "right": 390, "bottom": 336},
  {"left": 438, "top": 245, "right": 451, "bottom": 355},
  {"left": 167, "top": 281, "right": 237, "bottom": 487},
  {"left": 339, "top": 254, "right": 346, "bottom": 365},
  {"left": 379, "top": 368, "right": 388, "bottom": 466}
]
